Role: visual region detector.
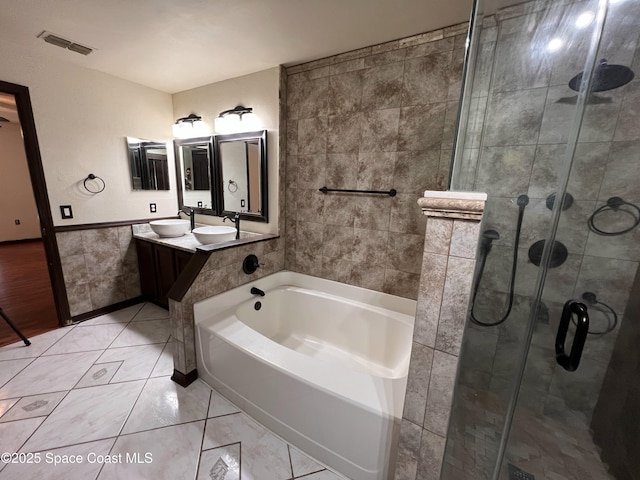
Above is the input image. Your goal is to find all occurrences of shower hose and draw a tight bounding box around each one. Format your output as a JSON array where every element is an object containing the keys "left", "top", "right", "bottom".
[{"left": 470, "top": 194, "right": 529, "bottom": 327}]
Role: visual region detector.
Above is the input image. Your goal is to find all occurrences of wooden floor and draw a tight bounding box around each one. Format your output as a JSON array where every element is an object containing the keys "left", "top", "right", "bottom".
[{"left": 0, "top": 240, "right": 59, "bottom": 347}]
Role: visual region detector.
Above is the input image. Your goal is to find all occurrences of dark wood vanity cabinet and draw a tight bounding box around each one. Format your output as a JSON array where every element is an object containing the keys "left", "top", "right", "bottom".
[{"left": 135, "top": 239, "right": 193, "bottom": 308}]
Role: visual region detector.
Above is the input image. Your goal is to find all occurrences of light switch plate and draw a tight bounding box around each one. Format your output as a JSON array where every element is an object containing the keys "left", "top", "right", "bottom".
[{"left": 60, "top": 205, "right": 73, "bottom": 219}]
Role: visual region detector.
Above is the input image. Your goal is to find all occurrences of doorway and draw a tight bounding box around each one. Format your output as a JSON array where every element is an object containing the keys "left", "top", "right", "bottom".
[{"left": 0, "top": 80, "right": 68, "bottom": 347}]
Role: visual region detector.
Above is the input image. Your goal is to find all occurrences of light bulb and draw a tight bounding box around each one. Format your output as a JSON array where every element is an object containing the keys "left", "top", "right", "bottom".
[
  {"left": 576, "top": 11, "right": 595, "bottom": 28},
  {"left": 547, "top": 37, "right": 564, "bottom": 52}
]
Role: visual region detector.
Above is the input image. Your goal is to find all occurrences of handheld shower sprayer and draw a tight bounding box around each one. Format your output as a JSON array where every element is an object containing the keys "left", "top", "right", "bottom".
[{"left": 470, "top": 194, "right": 529, "bottom": 327}]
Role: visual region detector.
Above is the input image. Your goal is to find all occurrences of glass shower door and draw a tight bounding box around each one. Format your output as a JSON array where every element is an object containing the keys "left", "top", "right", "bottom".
[
  {"left": 497, "top": 0, "right": 640, "bottom": 477},
  {"left": 443, "top": 0, "right": 640, "bottom": 478}
]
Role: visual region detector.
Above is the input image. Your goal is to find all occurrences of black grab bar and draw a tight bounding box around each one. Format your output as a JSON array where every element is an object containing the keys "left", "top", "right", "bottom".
[{"left": 319, "top": 186, "right": 396, "bottom": 197}]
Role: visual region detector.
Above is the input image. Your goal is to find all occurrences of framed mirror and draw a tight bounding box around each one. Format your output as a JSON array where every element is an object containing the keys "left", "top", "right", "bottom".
[
  {"left": 214, "top": 130, "right": 268, "bottom": 222},
  {"left": 174, "top": 136, "right": 217, "bottom": 214},
  {"left": 127, "top": 137, "right": 170, "bottom": 190}
]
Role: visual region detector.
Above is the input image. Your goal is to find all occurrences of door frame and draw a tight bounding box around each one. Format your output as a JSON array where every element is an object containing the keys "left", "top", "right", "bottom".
[{"left": 1, "top": 80, "right": 70, "bottom": 325}]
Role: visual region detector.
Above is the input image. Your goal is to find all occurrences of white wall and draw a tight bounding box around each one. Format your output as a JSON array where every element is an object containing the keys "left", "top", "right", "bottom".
[
  {"left": 0, "top": 123, "right": 41, "bottom": 241},
  {"left": 172, "top": 67, "right": 280, "bottom": 234},
  {"left": 0, "top": 39, "right": 177, "bottom": 226}
]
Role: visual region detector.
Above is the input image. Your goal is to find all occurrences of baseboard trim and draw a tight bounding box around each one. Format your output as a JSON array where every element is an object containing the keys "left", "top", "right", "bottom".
[
  {"left": 0, "top": 238, "right": 42, "bottom": 246},
  {"left": 171, "top": 369, "right": 198, "bottom": 387},
  {"left": 71, "top": 296, "right": 145, "bottom": 323}
]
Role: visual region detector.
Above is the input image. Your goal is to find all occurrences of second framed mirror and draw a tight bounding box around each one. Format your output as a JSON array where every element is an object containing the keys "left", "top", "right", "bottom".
[{"left": 214, "top": 130, "right": 268, "bottom": 223}]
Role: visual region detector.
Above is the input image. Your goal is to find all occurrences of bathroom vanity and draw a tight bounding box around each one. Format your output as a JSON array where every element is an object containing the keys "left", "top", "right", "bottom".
[
  {"left": 135, "top": 240, "right": 193, "bottom": 308},
  {"left": 133, "top": 222, "right": 276, "bottom": 308}
]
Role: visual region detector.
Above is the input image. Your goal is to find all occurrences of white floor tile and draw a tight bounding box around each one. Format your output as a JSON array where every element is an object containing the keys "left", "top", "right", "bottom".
[
  {"left": 42, "top": 324, "right": 126, "bottom": 356},
  {"left": 0, "top": 438, "right": 116, "bottom": 480},
  {"left": 0, "top": 391, "right": 67, "bottom": 423},
  {"left": 131, "top": 303, "right": 169, "bottom": 322},
  {"left": 197, "top": 444, "right": 240, "bottom": 480},
  {"left": 96, "top": 344, "right": 163, "bottom": 383},
  {"left": 0, "top": 398, "right": 18, "bottom": 417},
  {"left": 21, "top": 381, "right": 145, "bottom": 452},
  {"left": 149, "top": 342, "right": 174, "bottom": 378},
  {"left": 109, "top": 320, "right": 172, "bottom": 348},
  {"left": 0, "top": 327, "right": 73, "bottom": 361},
  {"left": 122, "top": 377, "right": 210, "bottom": 434},
  {"left": 0, "top": 417, "right": 45, "bottom": 457},
  {"left": 203, "top": 412, "right": 292, "bottom": 480},
  {"left": 0, "top": 358, "right": 34, "bottom": 390},
  {"left": 289, "top": 445, "right": 326, "bottom": 477},
  {"left": 208, "top": 387, "right": 241, "bottom": 418},
  {"left": 79, "top": 304, "right": 144, "bottom": 326},
  {"left": 97, "top": 421, "right": 204, "bottom": 480},
  {"left": 299, "top": 470, "right": 347, "bottom": 480},
  {"left": 74, "top": 362, "right": 121, "bottom": 389},
  {"left": 0, "top": 351, "right": 101, "bottom": 399}
]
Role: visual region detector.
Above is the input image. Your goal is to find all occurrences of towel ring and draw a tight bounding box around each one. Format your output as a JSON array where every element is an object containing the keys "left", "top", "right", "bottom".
[
  {"left": 587, "top": 197, "right": 640, "bottom": 236},
  {"left": 84, "top": 174, "right": 106, "bottom": 194},
  {"left": 227, "top": 180, "right": 238, "bottom": 193}
]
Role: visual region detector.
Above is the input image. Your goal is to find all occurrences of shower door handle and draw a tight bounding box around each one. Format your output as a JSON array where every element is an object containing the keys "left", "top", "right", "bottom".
[{"left": 555, "top": 301, "right": 589, "bottom": 372}]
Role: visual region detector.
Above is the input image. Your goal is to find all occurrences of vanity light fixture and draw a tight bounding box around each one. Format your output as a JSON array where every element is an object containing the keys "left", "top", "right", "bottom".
[
  {"left": 172, "top": 114, "right": 210, "bottom": 138},
  {"left": 214, "top": 105, "right": 259, "bottom": 134}
]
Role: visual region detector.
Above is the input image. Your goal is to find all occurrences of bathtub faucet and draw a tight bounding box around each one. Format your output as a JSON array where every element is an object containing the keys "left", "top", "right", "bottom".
[{"left": 250, "top": 287, "right": 265, "bottom": 297}]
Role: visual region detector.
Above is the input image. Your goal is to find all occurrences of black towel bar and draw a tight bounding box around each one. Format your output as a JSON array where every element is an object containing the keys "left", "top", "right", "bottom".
[{"left": 318, "top": 187, "right": 396, "bottom": 197}]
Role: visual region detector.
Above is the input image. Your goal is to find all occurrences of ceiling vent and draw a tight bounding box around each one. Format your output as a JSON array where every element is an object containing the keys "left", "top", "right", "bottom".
[{"left": 38, "top": 31, "right": 94, "bottom": 56}]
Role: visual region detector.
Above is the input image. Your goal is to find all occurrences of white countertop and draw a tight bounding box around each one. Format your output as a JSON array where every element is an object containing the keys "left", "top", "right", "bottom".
[{"left": 132, "top": 223, "right": 272, "bottom": 253}]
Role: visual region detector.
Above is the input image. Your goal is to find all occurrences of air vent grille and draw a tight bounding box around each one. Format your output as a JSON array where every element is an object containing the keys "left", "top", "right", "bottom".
[{"left": 38, "top": 31, "right": 93, "bottom": 56}]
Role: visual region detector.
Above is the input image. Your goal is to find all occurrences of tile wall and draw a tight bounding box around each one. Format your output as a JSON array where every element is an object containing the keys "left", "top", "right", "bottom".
[
  {"left": 454, "top": 0, "right": 640, "bottom": 421},
  {"left": 56, "top": 226, "right": 141, "bottom": 317},
  {"left": 394, "top": 195, "right": 484, "bottom": 480},
  {"left": 284, "top": 23, "right": 468, "bottom": 299}
]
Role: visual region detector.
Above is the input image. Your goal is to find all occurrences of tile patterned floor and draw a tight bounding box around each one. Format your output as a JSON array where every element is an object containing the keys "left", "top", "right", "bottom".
[
  {"left": 442, "top": 384, "right": 616, "bottom": 480},
  {"left": 0, "top": 303, "right": 346, "bottom": 480}
]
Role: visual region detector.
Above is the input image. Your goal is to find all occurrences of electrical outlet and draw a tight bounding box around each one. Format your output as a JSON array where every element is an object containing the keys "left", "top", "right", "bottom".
[
  {"left": 149, "top": 203, "right": 157, "bottom": 213},
  {"left": 197, "top": 201, "right": 203, "bottom": 208},
  {"left": 60, "top": 205, "right": 73, "bottom": 219},
  {"left": 14, "top": 219, "right": 20, "bottom": 225},
  {"left": 241, "top": 199, "right": 246, "bottom": 208}
]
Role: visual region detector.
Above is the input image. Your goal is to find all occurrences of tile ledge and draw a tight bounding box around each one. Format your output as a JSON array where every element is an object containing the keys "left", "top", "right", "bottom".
[
  {"left": 421, "top": 190, "right": 487, "bottom": 201},
  {"left": 418, "top": 191, "right": 487, "bottom": 220}
]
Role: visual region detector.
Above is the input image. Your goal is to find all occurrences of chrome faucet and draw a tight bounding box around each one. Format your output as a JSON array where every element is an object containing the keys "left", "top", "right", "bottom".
[
  {"left": 223, "top": 212, "right": 240, "bottom": 239},
  {"left": 178, "top": 206, "right": 195, "bottom": 231}
]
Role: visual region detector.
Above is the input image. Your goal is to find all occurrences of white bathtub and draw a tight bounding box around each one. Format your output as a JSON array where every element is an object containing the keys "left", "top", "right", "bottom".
[{"left": 195, "top": 271, "right": 416, "bottom": 480}]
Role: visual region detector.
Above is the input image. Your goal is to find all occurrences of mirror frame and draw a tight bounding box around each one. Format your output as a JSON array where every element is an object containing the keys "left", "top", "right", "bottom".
[
  {"left": 174, "top": 136, "right": 218, "bottom": 215},
  {"left": 214, "top": 130, "right": 268, "bottom": 223}
]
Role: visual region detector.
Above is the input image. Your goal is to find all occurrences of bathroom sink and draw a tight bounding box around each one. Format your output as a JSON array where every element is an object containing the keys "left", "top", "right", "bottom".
[
  {"left": 149, "top": 219, "right": 191, "bottom": 238},
  {"left": 192, "top": 226, "right": 237, "bottom": 244}
]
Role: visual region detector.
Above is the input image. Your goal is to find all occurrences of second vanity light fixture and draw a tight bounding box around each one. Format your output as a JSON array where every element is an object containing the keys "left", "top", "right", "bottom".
[
  {"left": 214, "top": 105, "right": 259, "bottom": 134},
  {"left": 172, "top": 114, "right": 210, "bottom": 138}
]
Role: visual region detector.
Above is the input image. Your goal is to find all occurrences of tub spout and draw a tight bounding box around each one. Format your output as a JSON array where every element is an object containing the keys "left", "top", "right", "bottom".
[{"left": 250, "top": 287, "right": 265, "bottom": 297}]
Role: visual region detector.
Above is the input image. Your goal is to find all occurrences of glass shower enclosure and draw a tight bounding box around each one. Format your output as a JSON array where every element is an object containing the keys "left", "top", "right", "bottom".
[{"left": 445, "top": 0, "right": 640, "bottom": 478}]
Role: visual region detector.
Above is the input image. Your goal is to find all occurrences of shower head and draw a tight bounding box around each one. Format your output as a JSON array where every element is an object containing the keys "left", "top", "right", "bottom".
[
  {"left": 569, "top": 59, "right": 634, "bottom": 92},
  {"left": 480, "top": 229, "right": 500, "bottom": 254},
  {"left": 482, "top": 229, "right": 500, "bottom": 243}
]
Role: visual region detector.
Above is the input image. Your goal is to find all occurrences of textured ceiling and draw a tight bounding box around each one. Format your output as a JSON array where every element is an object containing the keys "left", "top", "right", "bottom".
[{"left": 0, "top": 0, "right": 473, "bottom": 93}]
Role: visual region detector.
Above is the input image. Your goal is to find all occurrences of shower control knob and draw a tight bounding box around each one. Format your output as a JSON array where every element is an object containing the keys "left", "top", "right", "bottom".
[{"left": 242, "top": 254, "right": 263, "bottom": 274}]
